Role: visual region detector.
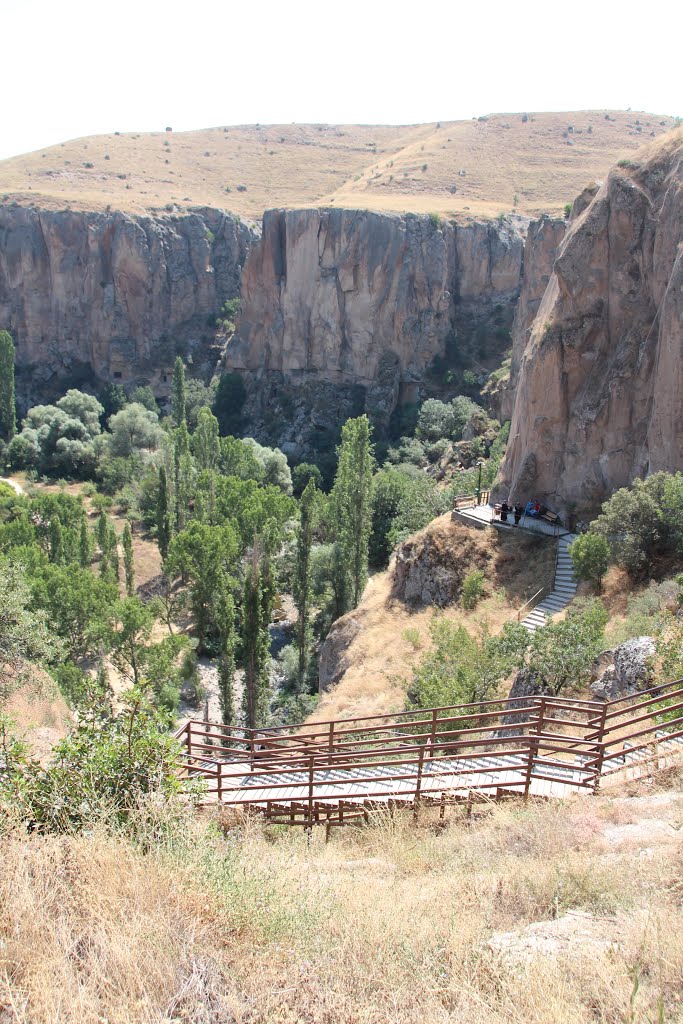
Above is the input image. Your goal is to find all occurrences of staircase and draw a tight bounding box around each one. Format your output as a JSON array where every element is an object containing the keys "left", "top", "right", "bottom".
[{"left": 521, "top": 534, "right": 578, "bottom": 633}]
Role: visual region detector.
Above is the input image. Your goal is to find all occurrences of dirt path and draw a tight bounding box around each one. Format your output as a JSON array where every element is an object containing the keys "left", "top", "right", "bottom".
[{"left": 0, "top": 476, "right": 24, "bottom": 495}]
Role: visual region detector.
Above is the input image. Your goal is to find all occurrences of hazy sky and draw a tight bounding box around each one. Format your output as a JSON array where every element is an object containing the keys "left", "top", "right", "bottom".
[{"left": 2, "top": 0, "right": 680, "bottom": 161}]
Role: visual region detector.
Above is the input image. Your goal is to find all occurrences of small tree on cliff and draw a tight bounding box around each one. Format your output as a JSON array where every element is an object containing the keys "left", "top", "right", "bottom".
[
  {"left": 0, "top": 330, "right": 16, "bottom": 441},
  {"left": 171, "top": 357, "right": 187, "bottom": 427},
  {"left": 331, "top": 415, "right": 374, "bottom": 614}
]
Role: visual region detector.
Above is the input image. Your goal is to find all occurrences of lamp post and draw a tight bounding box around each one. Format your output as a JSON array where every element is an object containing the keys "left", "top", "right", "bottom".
[{"left": 475, "top": 459, "right": 485, "bottom": 505}]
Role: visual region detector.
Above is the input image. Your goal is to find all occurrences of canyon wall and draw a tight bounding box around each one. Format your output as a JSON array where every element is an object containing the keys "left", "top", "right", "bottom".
[
  {"left": 225, "top": 207, "right": 525, "bottom": 457},
  {"left": 497, "top": 131, "right": 683, "bottom": 516},
  {"left": 0, "top": 205, "right": 256, "bottom": 408}
]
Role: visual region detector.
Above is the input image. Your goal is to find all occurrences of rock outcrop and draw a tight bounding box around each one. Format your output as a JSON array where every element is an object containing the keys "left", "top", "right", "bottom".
[
  {"left": 590, "top": 636, "right": 656, "bottom": 701},
  {"left": 225, "top": 208, "right": 524, "bottom": 450},
  {"left": 0, "top": 205, "right": 256, "bottom": 408},
  {"left": 498, "top": 129, "right": 683, "bottom": 516}
]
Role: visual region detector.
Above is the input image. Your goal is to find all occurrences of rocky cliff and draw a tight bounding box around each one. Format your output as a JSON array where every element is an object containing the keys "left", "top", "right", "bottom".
[
  {"left": 0, "top": 205, "right": 256, "bottom": 408},
  {"left": 497, "top": 130, "right": 683, "bottom": 516},
  {"left": 224, "top": 208, "right": 525, "bottom": 457}
]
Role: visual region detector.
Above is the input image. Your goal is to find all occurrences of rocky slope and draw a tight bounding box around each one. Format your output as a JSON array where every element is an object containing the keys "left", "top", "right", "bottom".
[
  {"left": 0, "top": 205, "right": 256, "bottom": 408},
  {"left": 225, "top": 208, "right": 525, "bottom": 455},
  {"left": 498, "top": 129, "right": 683, "bottom": 516}
]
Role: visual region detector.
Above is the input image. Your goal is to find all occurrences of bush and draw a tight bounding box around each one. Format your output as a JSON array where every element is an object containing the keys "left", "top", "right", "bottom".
[
  {"left": 461, "top": 569, "right": 486, "bottom": 609},
  {"left": 570, "top": 533, "right": 610, "bottom": 589}
]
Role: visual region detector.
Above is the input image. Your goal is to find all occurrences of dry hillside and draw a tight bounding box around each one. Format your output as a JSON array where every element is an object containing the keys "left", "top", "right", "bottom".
[
  {"left": 0, "top": 111, "right": 676, "bottom": 221},
  {"left": 314, "top": 514, "right": 556, "bottom": 722},
  {"left": 3, "top": 770, "right": 683, "bottom": 1024}
]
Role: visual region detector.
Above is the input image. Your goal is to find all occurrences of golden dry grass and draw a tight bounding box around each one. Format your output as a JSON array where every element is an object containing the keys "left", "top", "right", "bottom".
[
  {"left": 0, "top": 111, "right": 676, "bottom": 221},
  {"left": 3, "top": 781, "right": 683, "bottom": 1023},
  {"left": 313, "top": 516, "right": 555, "bottom": 722}
]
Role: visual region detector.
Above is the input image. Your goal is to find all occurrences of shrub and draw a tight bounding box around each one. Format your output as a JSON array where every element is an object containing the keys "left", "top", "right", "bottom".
[
  {"left": 461, "top": 569, "right": 486, "bottom": 609},
  {"left": 569, "top": 533, "right": 610, "bottom": 589}
]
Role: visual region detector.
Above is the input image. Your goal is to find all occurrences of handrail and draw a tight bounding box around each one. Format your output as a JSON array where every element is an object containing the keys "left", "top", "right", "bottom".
[{"left": 178, "top": 677, "right": 683, "bottom": 825}]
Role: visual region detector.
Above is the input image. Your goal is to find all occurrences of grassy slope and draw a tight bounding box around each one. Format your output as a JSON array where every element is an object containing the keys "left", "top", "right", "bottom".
[
  {"left": 3, "top": 771, "right": 683, "bottom": 1023},
  {"left": 0, "top": 111, "right": 677, "bottom": 221}
]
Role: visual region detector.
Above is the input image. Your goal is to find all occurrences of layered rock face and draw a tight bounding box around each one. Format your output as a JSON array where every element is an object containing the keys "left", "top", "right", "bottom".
[
  {"left": 495, "top": 215, "right": 566, "bottom": 420},
  {"left": 225, "top": 208, "right": 524, "bottom": 453},
  {"left": 0, "top": 205, "right": 256, "bottom": 407},
  {"left": 498, "top": 132, "right": 683, "bottom": 516}
]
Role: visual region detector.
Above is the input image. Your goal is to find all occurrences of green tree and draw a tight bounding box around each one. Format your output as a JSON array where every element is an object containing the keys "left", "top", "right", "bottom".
[
  {"left": 407, "top": 617, "right": 528, "bottom": 711},
  {"left": 591, "top": 475, "right": 670, "bottom": 577},
  {"left": 107, "top": 403, "right": 164, "bottom": 457},
  {"left": 30, "top": 563, "right": 117, "bottom": 659},
  {"left": 292, "top": 462, "right": 323, "bottom": 497},
  {"left": 0, "top": 559, "right": 57, "bottom": 702},
  {"left": 293, "top": 479, "right": 319, "bottom": 689},
  {"left": 528, "top": 600, "right": 608, "bottom": 695},
  {"left": 193, "top": 407, "right": 220, "bottom": 472},
  {"left": 241, "top": 540, "right": 273, "bottom": 728},
  {"left": 3, "top": 686, "right": 182, "bottom": 833},
  {"left": 79, "top": 519, "right": 91, "bottom": 568},
  {"left": 217, "top": 585, "right": 237, "bottom": 726},
  {"left": 331, "top": 415, "right": 374, "bottom": 613},
  {"left": 172, "top": 356, "right": 187, "bottom": 426},
  {"left": 173, "top": 421, "right": 193, "bottom": 532},
  {"left": 0, "top": 330, "right": 16, "bottom": 441},
  {"left": 122, "top": 522, "right": 135, "bottom": 596},
  {"left": 166, "top": 521, "right": 239, "bottom": 649},
  {"left": 108, "top": 597, "right": 155, "bottom": 686},
  {"left": 156, "top": 465, "right": 173, "bottom": 560},
  {"left": 570, "top": 533, "right": 611, "bottom": 590}
]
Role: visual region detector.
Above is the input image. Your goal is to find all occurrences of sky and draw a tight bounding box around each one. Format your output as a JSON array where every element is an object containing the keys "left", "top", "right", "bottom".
[{"left": 2, "top": 0, "right": 680, "bottom": 161}]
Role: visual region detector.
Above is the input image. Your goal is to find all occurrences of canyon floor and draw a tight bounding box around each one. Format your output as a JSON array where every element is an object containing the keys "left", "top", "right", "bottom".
[{"left": 0, "top": 110, "right": 676, "bottom": 220}]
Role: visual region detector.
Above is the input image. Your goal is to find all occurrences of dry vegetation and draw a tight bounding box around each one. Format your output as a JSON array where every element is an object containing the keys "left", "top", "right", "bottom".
[
  {"left": 0, "top": 111, "right": 676, "bottom": 222},
  {"left": 3, "top": 772, "right": 683, "bottom": 1024},
  {"left": 313, "top": 516, "right": 555, "bottom": 722}
]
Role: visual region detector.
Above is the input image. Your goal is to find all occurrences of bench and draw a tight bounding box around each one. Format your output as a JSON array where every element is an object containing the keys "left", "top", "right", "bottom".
[{"left": 453, "top": 495, "right": 476, "bottom": 511}]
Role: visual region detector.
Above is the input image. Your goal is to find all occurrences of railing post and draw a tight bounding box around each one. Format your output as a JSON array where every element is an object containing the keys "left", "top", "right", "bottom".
[
  {"left": 523, "top": 698, "right": 544, "bottom": 799},
  {"left": 591, "top": 704, "right": 608, "bottom": 793},
  {"left": 328, "top": 720, "right": 335, "bottom": 753},
  {"left": 249, "top": 730, "right": 256, "bottom": 772},
  {"left": 186, "top": 720, "right": 192, "bottom": 759},
  {"left": 217, "top": 760, "right": 223, "bottom": 803},
  {"left": 428, "top": 708, "right": 438, "bottom": 759},
  {"left": 413, "top": 744, "right": 426, "bottom": 821},
  {"left": 307, "top": 754, "right": 315, "bottom": 832}
]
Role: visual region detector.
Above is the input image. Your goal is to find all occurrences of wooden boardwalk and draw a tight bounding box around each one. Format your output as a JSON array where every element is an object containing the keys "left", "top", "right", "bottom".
[{"left": 176, "top": 679, "right": 683, "bottom": 828}]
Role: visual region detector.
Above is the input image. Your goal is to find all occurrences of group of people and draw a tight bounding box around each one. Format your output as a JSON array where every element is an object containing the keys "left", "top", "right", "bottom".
[{"left": 497, "top": 498, "right": 541, "bottom": 525}]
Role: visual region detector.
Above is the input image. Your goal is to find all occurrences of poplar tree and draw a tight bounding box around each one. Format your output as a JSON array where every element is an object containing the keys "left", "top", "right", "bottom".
[
  {"left": 293, "top": 479, "right": 319, "bottom": 689},
  {"left": 171, "top": 356, "right": 187, "bottom": 427},
  {"left": 156, "top": 465, "right": 173, "bottom": 560},
  {"left": 193, "top": 407, "right": 220, "bottom": 472},
  {"left": 79, "top": 519, "right": 91, "bottom": 568},
  {"left": 173, "top": 422, "right": 192, "bottom": 532},
  {"left": 0, "top": 330, "right": 16, "bottom": 441},
  {"left": 122, "top": 522, "right": 135, "bottom": 596},
  {"left": 48, "top": 518, "right": 63, "bottom": 564},
  {"left": 108, "top": 522, "right": 120, "bottom": 581},
  {"left": 217, "top": 585, "right": 237, "bottom": 726},
  {"left": 241, "top": 539, "right": 273, "bottom": 729},
  {"left": 331, "top": 415, "right": 374, "bottom": 613}
]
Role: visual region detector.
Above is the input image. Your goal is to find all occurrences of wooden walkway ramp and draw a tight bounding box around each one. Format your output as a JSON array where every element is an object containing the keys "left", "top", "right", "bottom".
[{"left": 177, "top": 678, "right": 683, "bottom": 829}]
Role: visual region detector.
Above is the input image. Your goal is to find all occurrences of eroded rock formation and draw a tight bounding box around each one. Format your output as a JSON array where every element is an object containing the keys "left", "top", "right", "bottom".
[
  {"left": 498, "top": 130, "right": 683, "bottom": 515},
  {"left": 0, "top": 205, "right": 256, "bottom": 408},
  {"left": 225, "top": 208, "right": 524, "bottom": 453}
]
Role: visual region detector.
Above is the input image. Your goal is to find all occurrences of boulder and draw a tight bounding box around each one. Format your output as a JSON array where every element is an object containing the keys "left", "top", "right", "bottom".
[
  {"left": 318, "top": 613, "right": 362, "bottom": 692},
  {"left": 590, "top": 636, "right": 655, "bottom": 701}
]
